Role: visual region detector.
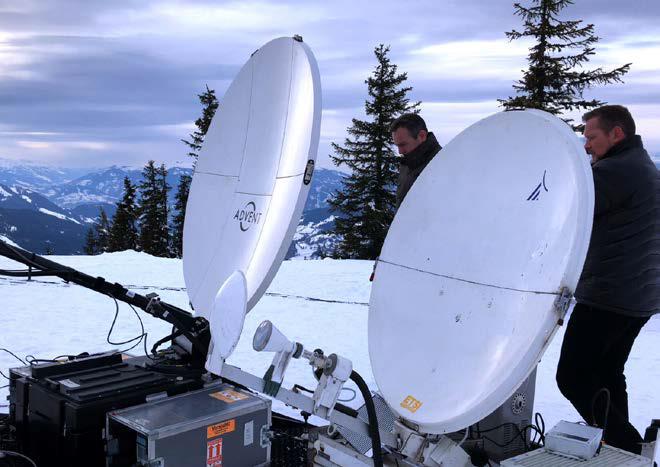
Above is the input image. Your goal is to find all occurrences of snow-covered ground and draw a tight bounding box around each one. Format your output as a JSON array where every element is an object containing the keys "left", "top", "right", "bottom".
[{"left": 1, "top": 251, "right": 658, "bottom": 437}]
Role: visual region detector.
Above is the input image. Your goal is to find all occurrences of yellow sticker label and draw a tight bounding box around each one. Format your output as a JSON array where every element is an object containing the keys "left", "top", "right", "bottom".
[
  {"left": 401, "top": 395, "right": 423, "bottom": 413},
  {"left": 210, "top": 389, "right": 249, "bottom": 403},
  {"left": 207, "top": 419, "right": 236, "bottom": 438}
]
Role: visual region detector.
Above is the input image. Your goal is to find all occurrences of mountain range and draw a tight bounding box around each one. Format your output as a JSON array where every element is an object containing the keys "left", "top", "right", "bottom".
[
  {"left": 0, "top": 161, "right": 343, "bottom": 257},
  {"left": 4, "top": 157, "right": 655, "bottom": 257}
]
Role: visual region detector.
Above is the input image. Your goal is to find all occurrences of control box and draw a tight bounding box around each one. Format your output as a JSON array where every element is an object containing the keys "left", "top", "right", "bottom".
[{"left": 545, "top": 420, "right": 603, "bottom": 460}]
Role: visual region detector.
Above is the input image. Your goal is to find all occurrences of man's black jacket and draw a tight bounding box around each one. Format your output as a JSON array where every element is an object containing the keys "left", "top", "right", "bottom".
[{"left": 575, "top": 135, "right": 660, "bottom": 317}]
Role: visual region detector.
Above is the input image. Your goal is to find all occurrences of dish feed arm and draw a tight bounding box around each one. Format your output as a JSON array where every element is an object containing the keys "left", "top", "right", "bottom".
[{"left": 0, "top": 239, "right": 210, "bottom": 361}]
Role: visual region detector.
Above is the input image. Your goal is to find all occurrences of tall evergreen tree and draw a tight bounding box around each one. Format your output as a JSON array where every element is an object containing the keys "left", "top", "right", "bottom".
[
  {"left": 181, "top": 85, "right": 220, "bottom": 162},
  {"left": 108, "top": 177, "right": 138, "bottom": 252},
  {"left": 84, "top": 227, "right": 97, "bottom": 255},
  {"left": 94, "top": 207, "right": 111, "bottom": 253},
  {"left": 328, "top": 44, "right": 419, "bottom": 259},
  {"left": 171, "top": 173, "right": 191, "bottom": 258},
  {"left": 499, "top": 0, "right": 630, "bottom": 128},
  {"left": 173, "top": 85, "right": 220, "bottom": 254},
  {"left": 138, "top": 161, "right": 170, "bottom": 257}
]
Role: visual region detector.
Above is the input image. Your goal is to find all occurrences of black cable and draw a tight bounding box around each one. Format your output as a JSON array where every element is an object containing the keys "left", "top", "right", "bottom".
[
  {"left": 141, "top": 331, "right": 157, "bottom": 361},
  {"left": 150, "top": 329, "right": 184, "bottom": 355},
  {"left": 105, "top": 298, "right": 153, "bottom": 357},
  {"left": 51, "top": 354, "right": 84, "bottom": 361},
  {"left": 349, "top": 370, "right": 382, "bottom": 467},
  {"left": 106, "top": 297, "right": 145, "bottom": 347},
  {"left": 0, "top": 371, "right": 8, "bottom": 381},
  {"left": 478, "top": 423, "right": 529, "bottom": 450},
  {"left": 0, "top": 349, "right": 26, "bottom": 366},
  {"left": 292, "top": 384, "right": 315, "bottom": 394},
  {"left": 532, "top": 412, "right": 546, "bottom": 446},
  {"left": 119, "top": 303, "right": 147, "bottom": 354},
  {"left": 474, "top": 416, "right": 547, "bottom": 451},
  {"left": 26, "top": 358, "right": 60, "bottom": 365},
  {"left": 481, "top": 432, "right": 526, "bottom": 450},
  {"left": 521, "top": 424, "right": 545, "bottom": 447}
]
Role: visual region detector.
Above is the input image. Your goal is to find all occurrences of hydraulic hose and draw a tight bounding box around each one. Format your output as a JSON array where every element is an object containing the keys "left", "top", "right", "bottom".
[{"left": 349, "top": 370, "right": 383, "bottom": 467}]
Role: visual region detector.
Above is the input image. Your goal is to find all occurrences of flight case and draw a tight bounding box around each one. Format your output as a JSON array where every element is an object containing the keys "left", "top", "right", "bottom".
[{"left": 106, "top": 383, "right": 271, "bottom": 466}]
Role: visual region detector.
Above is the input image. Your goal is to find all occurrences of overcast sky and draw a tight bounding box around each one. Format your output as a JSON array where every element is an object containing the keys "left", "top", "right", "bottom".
[{"left": 1, "top": 0, "right": 659, "bottom": 169}]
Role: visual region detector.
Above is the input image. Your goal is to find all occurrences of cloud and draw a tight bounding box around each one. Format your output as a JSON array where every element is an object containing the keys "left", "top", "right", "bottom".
[
  {"left": 407, "top": 39, "right": 531, "bottom": 80},
  {"left": 1, "top": 0, "right": 660, "bottom": 167},
  {"left": 16, "top": 140, "right": 110, "bottom": 151}
]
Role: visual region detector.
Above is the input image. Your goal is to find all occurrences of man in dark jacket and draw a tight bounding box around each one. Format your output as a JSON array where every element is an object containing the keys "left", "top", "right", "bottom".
[
  {"left": 556, "top": 105, "right": 659, "bottom": 454},
  {"left": 390, "top": 114, "right": 442, "bottom": 208}
]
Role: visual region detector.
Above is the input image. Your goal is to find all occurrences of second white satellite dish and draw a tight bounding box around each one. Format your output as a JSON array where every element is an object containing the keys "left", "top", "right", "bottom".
[
  {"left": 183, "top": 36, "right": 321, "bottom": 319},
  {"left": 369, "top": 109, "right": 594, "bottom": 434}
]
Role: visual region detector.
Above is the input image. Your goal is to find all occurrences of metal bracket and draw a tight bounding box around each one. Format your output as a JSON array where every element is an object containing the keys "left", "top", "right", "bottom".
[{"left": 553, "top": 287, "right": 573, "bottom": 325}]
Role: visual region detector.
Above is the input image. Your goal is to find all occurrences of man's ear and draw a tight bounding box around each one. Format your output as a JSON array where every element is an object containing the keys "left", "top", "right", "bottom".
[
  {"left": 610, "top": 126, "right": 626, "bottom": 144},
  {"left": 418, "top": 129, "right": 428, "bottom": 142}
]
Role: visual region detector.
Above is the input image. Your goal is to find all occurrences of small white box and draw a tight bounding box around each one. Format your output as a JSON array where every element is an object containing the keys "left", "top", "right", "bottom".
[{"left": 545, "top": 420, "right": 603, "bottom": 460}]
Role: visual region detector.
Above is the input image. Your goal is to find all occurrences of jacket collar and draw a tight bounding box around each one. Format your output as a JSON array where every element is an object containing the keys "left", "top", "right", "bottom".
[
  {"left": 603, "top": 135, "right": 643, "bottom": 159},
  {"left": 401, "top": 132, "right": 441, "bottom": 170}
]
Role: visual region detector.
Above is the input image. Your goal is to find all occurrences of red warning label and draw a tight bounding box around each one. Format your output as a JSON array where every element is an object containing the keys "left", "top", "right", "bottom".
[{"left": 207, "top": 438, "right": 223, "bottom": 466}]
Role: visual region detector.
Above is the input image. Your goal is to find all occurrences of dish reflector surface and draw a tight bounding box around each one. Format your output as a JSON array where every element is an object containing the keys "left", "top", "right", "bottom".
[
  {"left": 183, "top": 37, "right": 321, "bottom": 318},
  {"left": 369, "top": 110, "right": 594, "bottom": 434}
]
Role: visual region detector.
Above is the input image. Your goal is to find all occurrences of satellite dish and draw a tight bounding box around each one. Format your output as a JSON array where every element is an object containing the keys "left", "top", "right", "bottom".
[
  {"left": 183, "top": 36, "right": 321, "bottom": 319},
  {"left": 369, "top": 109, "right": 594, "bottom": 434}
]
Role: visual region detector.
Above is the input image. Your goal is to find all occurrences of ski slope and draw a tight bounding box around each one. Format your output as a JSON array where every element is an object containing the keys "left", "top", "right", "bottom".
[{"left": 1, "top": 251, "right": 658, "bottom": 434}]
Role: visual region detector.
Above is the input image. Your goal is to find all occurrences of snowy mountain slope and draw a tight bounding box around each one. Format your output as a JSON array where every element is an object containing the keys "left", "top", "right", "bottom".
[
  {"left": 289, "top": 207, "right": 338, "bottom": 259},
  {"left": 0, "top": 183, "right": 75, "bottom": 217},
  {"left": 0, "top": 208, "right": 87, "bottom": 254},
  {"left": 0, "top": 184, "right": 89, "bottom": 253},
  {"left": 2, "top": 163, "right": 339, "bottom": 212},
  {"left": 285, "top": 168, "right": 345, "bottom": 259},
  {"left": 70, "top": 202, "right": 117, "bottom": 223},
  {"left": 0, "top": 253, "right": 657, "bottom": 435},
  {"left": 48, "top": 166, "right": 192, "bottom": 208},
  {"left": 0, "top": 159, "right": 90, "bottom": 193},
  {"left": 304, "top": 168, "right": 345, "bottom": 210},
  {"left": 0, "top": 164, "right": 193, "bottom": 253},
  {"left": 0, "top": 163, "right": 344, "bottom": 257}
]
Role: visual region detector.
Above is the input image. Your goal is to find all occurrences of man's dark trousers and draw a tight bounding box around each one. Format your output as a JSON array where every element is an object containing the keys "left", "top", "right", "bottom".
[{"left": 556, "top": 303, "right": 649, "bottom": 454}]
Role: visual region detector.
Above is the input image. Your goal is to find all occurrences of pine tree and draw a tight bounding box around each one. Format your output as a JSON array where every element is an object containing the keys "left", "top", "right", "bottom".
[
  {"left": 84, "top": 227, "right": 97, "bottom": 255},
  {"left": 138, "top": 161, "right": 170, "bottom": 257},
  {"left": 499, "top": 0, "right": 630, "bottom": 128},
  {"left": 108, "top": 177, "right": 138, "bottom": 252},
  {"left": 171, "top": 173, "right": 191, "bottom": 258},
  {"left": 181, "top": 85, "right": 220, "bottom": 162},
  {"left": 173, "top": 85, "right": 219, "bottom": 254},
  {"left": 94, "top": 207, "right": 111, "bottom": 253},
  {"left": 328, "top": 44, "right": 419, "bottom": 259}
]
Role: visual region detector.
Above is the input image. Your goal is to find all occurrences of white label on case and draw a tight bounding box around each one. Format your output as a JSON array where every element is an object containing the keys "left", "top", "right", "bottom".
[{"left": 244, "top": 420, "right": 254, "bottom": 446}]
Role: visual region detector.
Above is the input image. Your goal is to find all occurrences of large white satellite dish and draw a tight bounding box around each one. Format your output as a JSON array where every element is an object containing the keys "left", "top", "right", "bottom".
[
  {"left": 183, "top": 36, "right": 321, "bottom": 318},
  {"left": 369, "top": 109, "right": 594, "bottom": 434}
]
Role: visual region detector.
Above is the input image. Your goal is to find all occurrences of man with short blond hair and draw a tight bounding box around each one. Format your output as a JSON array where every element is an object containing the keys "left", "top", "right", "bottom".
[{"left": 556, "top": 105, "right": 659, "bottom": 454}]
